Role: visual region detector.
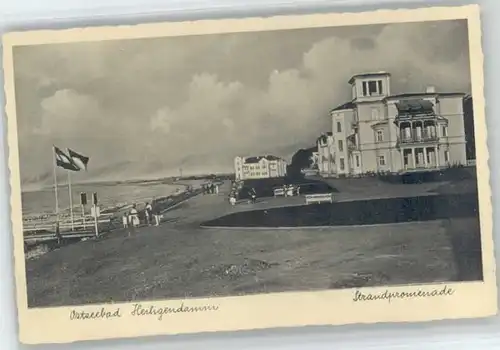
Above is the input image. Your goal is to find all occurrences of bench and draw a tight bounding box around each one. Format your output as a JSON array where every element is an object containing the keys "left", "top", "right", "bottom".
[{"left": 305, "top": 193, "right": 334, "bottom": 204}]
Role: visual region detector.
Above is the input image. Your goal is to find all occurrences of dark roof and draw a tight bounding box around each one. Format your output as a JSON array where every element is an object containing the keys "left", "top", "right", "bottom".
[
  {"left": 264, "top": 155, "right": 281, "bottom": 161},
  {"left": 395, "top": 99, "right": 435, "bottom": 115},
  {"left": 386, "top": 92, "right": 465, "bottom": 100},
  {"left": 244, "top": 155, "right": 281, "bottom": 164},
  {"left": 331, "top": 101, "right": 355, "bottom": 112},
  {"left": 348, "top": 72, "right": 390, "bottom": 84},
  {"left": 244, "top": 157, "right": 261, "bottom": 164},
  {"left": 330, "top": 92, "right": 465, "bottom": 114}
]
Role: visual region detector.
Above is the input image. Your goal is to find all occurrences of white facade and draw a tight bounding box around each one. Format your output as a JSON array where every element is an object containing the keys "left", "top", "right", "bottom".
[
  {"left": 316, "top": 133, "right": 336, "bottom": 177},
  {"left": 234, "top": 155, "right": 287, "bottom": 180},
  {"left": 317, "top": 72, "right": 467, "bottom": 176}
]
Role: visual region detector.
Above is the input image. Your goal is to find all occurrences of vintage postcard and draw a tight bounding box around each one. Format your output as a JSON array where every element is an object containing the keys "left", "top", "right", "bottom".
[{"left": 2, "top": 4, "right": 496, "bottom": 345}]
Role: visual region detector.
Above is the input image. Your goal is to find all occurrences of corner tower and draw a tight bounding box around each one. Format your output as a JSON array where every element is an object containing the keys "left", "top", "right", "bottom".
[{"left": 348, "top": 72, "right": 391, "bottom": 102}]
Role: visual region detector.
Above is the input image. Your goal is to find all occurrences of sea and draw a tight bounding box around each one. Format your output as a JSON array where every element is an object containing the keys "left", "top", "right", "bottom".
[{"left": 21, "top": 180, "right": 198, "bottom": 224}]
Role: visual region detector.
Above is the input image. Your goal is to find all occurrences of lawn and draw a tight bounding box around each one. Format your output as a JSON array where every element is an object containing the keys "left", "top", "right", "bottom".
[
  {"left": 202, "top": 193, "right": 479, "bottom": 227},
  {"left": 24, "top": 175, "right": 482, "bottom": 308},
  {"left": 26, "top": 215, "right": 472, "bottom": 308}
]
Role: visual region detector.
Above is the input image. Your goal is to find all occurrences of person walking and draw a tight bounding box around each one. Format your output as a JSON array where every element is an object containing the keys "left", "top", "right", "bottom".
[
  {"left": 229, "top": 193, "right": 236, "bottom": 206},
  {"left": 122, "top": 212, "right": 128, "bottom": 229},
  {"left": 145, "top": 202, "right": 153, "bottom": 226},
  {"left": 127, "top": 211, "right": 134, "bottom": 237},
  {"left": 130, "top": 204, "right": 139, "bottom": 227},
  {"left": 153, "top": 207, "right": 161, "bottom": 226},
  {"left": 250, "top": 188, "right": 257, "bottom": 204}
]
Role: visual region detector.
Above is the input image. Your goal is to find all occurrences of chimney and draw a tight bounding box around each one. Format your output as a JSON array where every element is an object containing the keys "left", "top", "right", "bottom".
[{"left": 426, "top": 86, "right": 436, "bottom": 93}]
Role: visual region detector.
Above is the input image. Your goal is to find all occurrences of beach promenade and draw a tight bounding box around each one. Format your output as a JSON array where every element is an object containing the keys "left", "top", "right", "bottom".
[
  {"left": 160, "top": 178, "right": 458, "bottom": 223},
  {"left": 24, "top": 178, "right": 475, "bottom": 307}
]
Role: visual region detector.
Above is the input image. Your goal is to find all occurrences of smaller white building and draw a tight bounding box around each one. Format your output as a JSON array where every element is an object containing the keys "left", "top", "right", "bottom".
[
  {"left": 316, "top": 132, "right": 336, "bottom": 177},
  {"left": 234, "top": 155, "right": 287, "bottom": 180}
]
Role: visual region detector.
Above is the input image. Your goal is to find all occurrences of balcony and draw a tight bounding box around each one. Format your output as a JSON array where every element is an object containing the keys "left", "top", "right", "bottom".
[
  {"left": 398, "top": 130, "right": 439, "bottom": 144},
  {"left": 346, "top": 133, "right": 358, "bottom": 151}
]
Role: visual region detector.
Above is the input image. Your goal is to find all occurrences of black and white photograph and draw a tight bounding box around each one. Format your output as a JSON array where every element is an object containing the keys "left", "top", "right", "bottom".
[{"left": 2, "top": 4, "right": 496, "bottom": 344}]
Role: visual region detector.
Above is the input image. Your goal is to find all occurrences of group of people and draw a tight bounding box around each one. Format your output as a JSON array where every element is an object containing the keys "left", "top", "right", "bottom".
[
  {"left": 202, "top": 183, "right": 219, "bottom": 195},
  {"left": 121, "top": 202, "right": 161, "bottom": 231},
  {"left": 228, "top": 186, "right": 258, "bottom": 206},
  {"left": 283, "top": 184, "right": 300, "bottom": 197},
  {"left": 228, "top": 181, "right": 240, "bottom": 206}
]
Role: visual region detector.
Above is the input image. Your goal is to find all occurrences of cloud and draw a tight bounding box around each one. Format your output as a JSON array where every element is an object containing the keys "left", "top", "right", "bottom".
[
  {"left": 142, "top": 20, "right": 471, "bottom": 171},
  {"left": 36, "top": 89, "right": 101, "bottom": 135},
  {"left": 13, "top": 20, "right": 471, "bottom": 185}
]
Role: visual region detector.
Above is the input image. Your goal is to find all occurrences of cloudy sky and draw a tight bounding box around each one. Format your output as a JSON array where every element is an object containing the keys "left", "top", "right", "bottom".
[{"left": 13, "top": 19, "right": 471, "bottom": 186}]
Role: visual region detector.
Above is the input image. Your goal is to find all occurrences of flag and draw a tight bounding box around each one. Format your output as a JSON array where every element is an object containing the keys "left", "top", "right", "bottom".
[
  {"left": 54, "top": 146, "right": 79, "bottom": 171},
  {"left": 68, "top": 148, "right": 90, "bottom": 171}
]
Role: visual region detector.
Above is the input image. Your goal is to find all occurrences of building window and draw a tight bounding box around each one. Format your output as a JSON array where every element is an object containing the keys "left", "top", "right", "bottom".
[
  {"left": 376, "top": 130, "right": 384, "bottom": 142},
  {"left": 444, "top": 150, "right": 450, "bottom": 163},
  {"left": 355, "top": 155, "right": 360, "bottom": 168},
  {"left": 337, "top": 121, "right": 342, "bottom": 133},
  {"left": 363, "top": 80, "right": 383, "bottom": 96},
  {"left": 338, "top": 140, "right": 343, "bottom": 152},
  {"left": 378, "top": 155, "right": 386, "bottom": 166},
  {"left": 340, "top": 158, "right": 345, "bottom": 170},
  {"left": 368, "top": 81, "right": 378, "bottom": 95},
  {"left": 442, "top": 126, "right": 448, "bottom": 137}
]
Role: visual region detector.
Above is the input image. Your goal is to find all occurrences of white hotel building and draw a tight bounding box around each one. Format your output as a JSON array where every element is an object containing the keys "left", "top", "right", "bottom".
[
  {"left": 315, "top": 72, "right": 468, "bottom": 177},
  {"left": 234, "top": 155, "right": 288, "bottom": 180}
]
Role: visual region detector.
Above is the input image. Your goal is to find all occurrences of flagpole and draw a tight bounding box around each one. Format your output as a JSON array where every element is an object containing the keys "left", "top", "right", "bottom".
[
  {"left": 52, "top": 147, "right": 59, "bottom": 220},
  {"left": 67, "top": 170, "right": 75, "bottom": 231}
]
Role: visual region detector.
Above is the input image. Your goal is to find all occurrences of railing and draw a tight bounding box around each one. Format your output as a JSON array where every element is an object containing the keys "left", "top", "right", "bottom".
[
  {"left": 403, "top": 163, "right": 439, "bottom": 171},
  {"left": 305, "top": 193, "right": 334, "bottom": 205},
  {"left": 23, "top": 218, "right": 113, "bottom": 234},
  {"left": 399, "top": 131, "right": 439, "bottom": 143}
]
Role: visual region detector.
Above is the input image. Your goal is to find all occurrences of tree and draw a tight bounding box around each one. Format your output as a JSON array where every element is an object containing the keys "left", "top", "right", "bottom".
[
  {"left": 287, "top": 146, "right": 316, "bottom": 177},
  {"left": 463, "top": 95, "right": 475, "bottom": 161}
]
